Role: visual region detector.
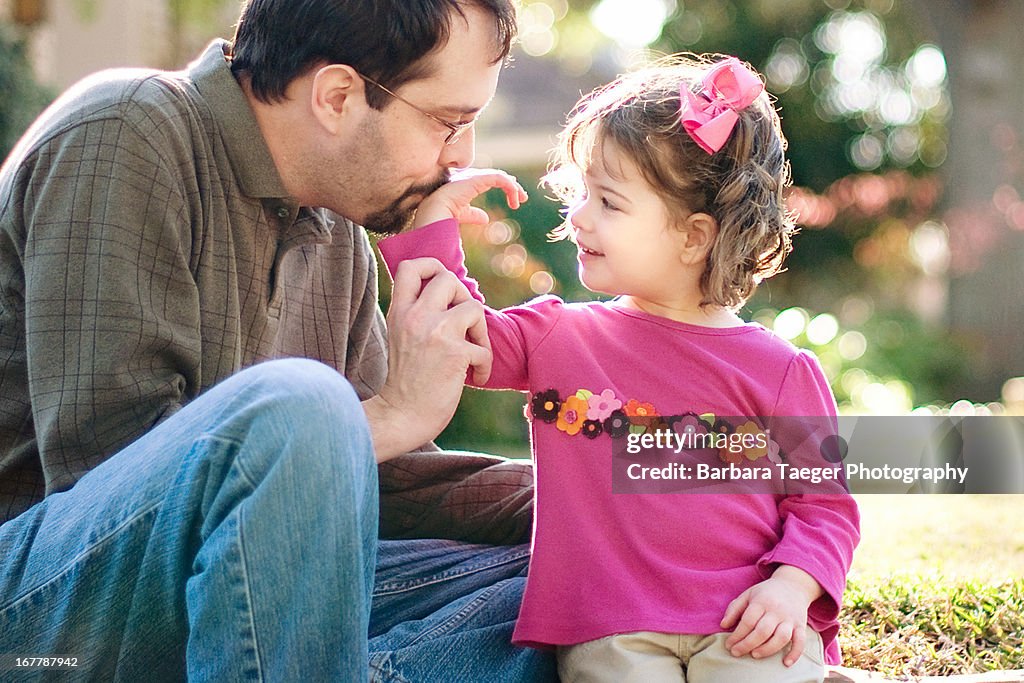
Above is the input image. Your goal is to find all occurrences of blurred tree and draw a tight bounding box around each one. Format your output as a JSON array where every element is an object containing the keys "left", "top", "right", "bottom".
[
  {"left": 69, "top": 0, "right": 232, "bottom": 67},
  {"left": 922, "top": 1, "right": 1024, "bottom": 401},
  {"left": 0, "top": 25, "right": 52, "bottom": 161},
  {"left": 164, "top": 0, "right": 232, "bottom": 66}
]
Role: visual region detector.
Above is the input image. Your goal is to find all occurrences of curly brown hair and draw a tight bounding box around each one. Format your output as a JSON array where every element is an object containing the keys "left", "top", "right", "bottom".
[{"left": 545, "top": 54, "right": 796, "bottom": 310}]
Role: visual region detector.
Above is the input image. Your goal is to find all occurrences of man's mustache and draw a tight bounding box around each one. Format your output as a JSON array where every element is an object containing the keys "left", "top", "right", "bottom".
[{"left": 408, "top": 169, "right": 452, "bottom": 198}]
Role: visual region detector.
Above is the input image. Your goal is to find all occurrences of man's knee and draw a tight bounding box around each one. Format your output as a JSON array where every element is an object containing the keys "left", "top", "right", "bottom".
[
  {"left": 226, "top": 359, "right": 366, "bottom": 433},
  {"left": 235, "top": 358, "right": 359, "bottom": 407},
  {"left": 210, "top": 358, "right": 375, "bottom": 489}
]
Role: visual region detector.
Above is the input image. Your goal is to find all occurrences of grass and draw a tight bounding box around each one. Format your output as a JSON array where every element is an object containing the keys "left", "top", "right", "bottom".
[
  {"left": 841, "top": 576, "right": 1024, "bottom": 676},
  {"left": 840, "top": 495, "right": 1024, "bottom": 675}
]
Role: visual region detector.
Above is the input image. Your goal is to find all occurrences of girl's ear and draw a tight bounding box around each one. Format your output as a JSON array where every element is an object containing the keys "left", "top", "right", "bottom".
[{"left": 678, "top": 212, "right": 718, "bottom": 266}]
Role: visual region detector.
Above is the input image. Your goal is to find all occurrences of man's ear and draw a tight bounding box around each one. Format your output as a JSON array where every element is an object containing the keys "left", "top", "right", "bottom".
[
  {"left": 678, "top": 212, "right": 718, "bottom": 266},
  {"left": 309, "top": 64, "right": 364, "bottom": 135}
]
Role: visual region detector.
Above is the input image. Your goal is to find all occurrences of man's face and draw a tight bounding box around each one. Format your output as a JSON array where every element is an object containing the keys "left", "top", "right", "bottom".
[{"left": 332, "top": 4, "right": 504, "bottom": 233}]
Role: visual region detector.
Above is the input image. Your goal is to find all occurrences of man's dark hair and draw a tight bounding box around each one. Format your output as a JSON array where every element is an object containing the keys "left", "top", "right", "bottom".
[{"left": 229, "top": 0, "right": 517, "bottom": 109}]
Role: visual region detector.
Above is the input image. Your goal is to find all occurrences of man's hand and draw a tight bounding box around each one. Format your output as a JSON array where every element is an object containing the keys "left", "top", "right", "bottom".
[
  {"left": 413, "top": 168, "right": 527, "bottom": 229},
  {"left": 720, "top": 565, "right": 824, "bottom": 666},
  {"left": 362, "top": 257, "right": 492, "bottom": 461}
]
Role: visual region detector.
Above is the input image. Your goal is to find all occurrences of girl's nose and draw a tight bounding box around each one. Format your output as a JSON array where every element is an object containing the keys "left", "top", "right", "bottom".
[{"left": 568, "top": 202, "right": 589, "bottom": 232}]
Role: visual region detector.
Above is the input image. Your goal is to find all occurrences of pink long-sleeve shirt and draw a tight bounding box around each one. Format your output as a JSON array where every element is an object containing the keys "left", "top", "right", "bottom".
[{"left": 379, "top": 219, "right": 859, "bottom": 664}]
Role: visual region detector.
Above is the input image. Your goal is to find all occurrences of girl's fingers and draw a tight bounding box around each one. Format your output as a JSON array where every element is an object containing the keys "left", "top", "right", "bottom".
[
  {"left": 720, "top": 589, "right": 749, "bottom": 630},
  {"left": 451, "top": 169, "right": 528, "bottom": 210},
  {"left": 783, "top": 624, "right": 806, "bottom": 666},
  {"left": 458, "top": 206, "right": 492, "bottom": 225}
]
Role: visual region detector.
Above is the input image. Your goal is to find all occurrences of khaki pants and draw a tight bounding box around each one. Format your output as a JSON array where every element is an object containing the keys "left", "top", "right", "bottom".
[{"left": 557, "top": 629, "right": 825, "bottom": 683}]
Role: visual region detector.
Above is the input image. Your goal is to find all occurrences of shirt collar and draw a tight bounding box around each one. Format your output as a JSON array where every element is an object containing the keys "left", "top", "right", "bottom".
[{"left": 189, "top": 39, "right": 293, "bottom": 204}]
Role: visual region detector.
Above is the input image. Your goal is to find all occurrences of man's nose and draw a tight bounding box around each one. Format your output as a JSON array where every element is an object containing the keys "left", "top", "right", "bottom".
[{"left": 439, "top": 128, "right": 475, "bottom": 169}]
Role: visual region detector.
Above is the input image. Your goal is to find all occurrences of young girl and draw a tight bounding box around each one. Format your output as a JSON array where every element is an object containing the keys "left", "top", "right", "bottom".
[{"left": 379, "top": 54, "right": 859, "bottom": 683}]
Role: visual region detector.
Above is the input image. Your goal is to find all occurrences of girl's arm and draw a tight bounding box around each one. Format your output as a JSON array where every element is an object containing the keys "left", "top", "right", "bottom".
[
  {"left": 722, "top": 351, "right": 860, "bottom": 666},
  {"left": 378, "top": 171, "right": 562, "bottom": 392}
]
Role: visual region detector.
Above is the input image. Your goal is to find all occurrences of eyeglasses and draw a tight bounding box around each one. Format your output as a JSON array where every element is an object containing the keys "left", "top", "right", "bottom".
[{"left": 360, "top": 74, "right": 474, "bottom": 146}]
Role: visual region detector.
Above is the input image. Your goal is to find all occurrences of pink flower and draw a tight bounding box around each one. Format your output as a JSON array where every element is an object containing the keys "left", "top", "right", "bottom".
[
  {"left": 587, "top": 389, "right": 622, "bottom": 421},
  {"left": 671, "top": 413, "right": 709, "bottom": 439}
]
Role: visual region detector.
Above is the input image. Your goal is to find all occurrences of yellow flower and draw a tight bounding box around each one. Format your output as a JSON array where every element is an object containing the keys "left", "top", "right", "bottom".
[{"left": 735, "top": 421, "right": 769, "bottom": 461}]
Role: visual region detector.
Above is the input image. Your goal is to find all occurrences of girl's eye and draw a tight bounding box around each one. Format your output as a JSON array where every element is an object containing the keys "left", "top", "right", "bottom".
[{"left": 600, "top": 196, "right": 618, "bottom": 212}]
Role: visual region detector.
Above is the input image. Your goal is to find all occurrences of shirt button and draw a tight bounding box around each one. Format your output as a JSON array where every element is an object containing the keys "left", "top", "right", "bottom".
[{"left": 276, "top": 206, "right": 289, "bottom": 219}]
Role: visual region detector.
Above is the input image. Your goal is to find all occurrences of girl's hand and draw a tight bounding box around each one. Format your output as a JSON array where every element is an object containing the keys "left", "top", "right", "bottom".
[
  {"left": 719, "top": 565, "right": 824, "bottom": 666},
  {"left": 414, "top": 168, "right": 528, "bottom": 229}
]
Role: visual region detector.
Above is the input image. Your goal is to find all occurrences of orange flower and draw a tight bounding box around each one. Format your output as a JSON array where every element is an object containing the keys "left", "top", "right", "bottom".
[
  {"left": 718, "top": 445, "right": 744, "bottom": 465},
  {"left": 556, "top": 395, "right": 588, "bottom": 436},
  {"left": 624, "top": 399, "right": 659, "bottom": 433},
  {"left": 624, "top": 399, "right": 658, "bottom": 418}
]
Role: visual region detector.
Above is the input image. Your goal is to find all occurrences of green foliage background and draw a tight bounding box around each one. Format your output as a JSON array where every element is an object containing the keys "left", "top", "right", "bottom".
[
  {"left": 426, "top": 0, "right": 969, "bottom": 452},
  {"left": 0, "top": 26, "right": 52, "bottom": 160}
]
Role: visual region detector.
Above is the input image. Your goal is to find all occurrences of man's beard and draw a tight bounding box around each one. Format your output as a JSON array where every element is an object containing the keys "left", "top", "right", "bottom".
[{"left": 364, "top": 172, "right": 450, "bottom": 236}]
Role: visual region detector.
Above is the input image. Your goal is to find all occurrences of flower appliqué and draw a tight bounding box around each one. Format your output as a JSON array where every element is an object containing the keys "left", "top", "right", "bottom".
[
  {"left": 531, "top": 389, "right": 561, "bottom": 423},
  {"left": 581, "top": 419, "right": 603, "bottom": 439},
  {"left": 556, "top": 394, "right": 589, "bottom": 436},
  {"left": 529, "top": 389, "right": 779, "bottom": 463},
  {"left": 587, "top": 389, "right": 622, "bottom": 421},
  {"left": 603, "top": 409, "right": 631, "bottom": 438}
]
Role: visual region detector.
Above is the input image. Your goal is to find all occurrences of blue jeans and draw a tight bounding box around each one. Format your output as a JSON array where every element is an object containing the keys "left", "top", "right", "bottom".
[
  {"left": 370, "top": 540, "right": 552, "bottom": 682},
  {"left": 0, "top": 359, "right": 555, "bottom": 682}
]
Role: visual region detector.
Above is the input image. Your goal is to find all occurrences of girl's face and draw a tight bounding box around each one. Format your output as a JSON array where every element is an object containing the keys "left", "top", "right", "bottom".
[{"left": 568, "top": 139, "right": 694, "bottom": 307}]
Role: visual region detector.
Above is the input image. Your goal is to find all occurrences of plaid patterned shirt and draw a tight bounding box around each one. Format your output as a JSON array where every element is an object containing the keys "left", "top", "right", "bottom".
[{"left": 0, "top": 41, "right": 532, "bottom": 542}]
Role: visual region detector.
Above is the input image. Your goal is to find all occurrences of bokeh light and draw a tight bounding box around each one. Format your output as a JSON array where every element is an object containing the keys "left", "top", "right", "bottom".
[
  {"left": 806, "top": 313, "right": 840, "bottom": 345},
  {"left": 485, "top": 220, "right": 515, "bottom": 245},
  {"left": 518, "top": 1, "right": 562, "bottom": 56},
  {"left": 590, "top": 0, "right": 675, "bottom": 48},
  {"left": 492, "top": 244, "right": 528, "bottom": 278},
  {"left": 773, "top": 307, "right": 809, "bottom": 340},
  {"left": 838, "top": 331, "right": 868, "bottom": 361},
  {"left": 909, "top": 221, "right": 950, "bottom": 276},
  {"left": 854, "top": 379, "right": 913, "bottom": 414},
  {"left": 529, "top": 270, "right": 555, "bottom": 295},
  {"left": 906, "top": 45, "right": 946, "bottom": 88},
  {"left": 765, "top": 38, "right": 809, "bottom": 93},
  {"left": 811, "top": 11, "right": 948, "bottom": 170}
]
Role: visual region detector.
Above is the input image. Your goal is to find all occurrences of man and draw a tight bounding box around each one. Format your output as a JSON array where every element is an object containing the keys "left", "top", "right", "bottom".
[{"left": 0, "top": 0, "right": 554, "bottom": 680}]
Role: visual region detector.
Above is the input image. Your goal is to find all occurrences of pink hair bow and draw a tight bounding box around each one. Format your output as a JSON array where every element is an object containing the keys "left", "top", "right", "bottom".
[{"left": 680, "top": 57, "right": 764, "bottom": 154}]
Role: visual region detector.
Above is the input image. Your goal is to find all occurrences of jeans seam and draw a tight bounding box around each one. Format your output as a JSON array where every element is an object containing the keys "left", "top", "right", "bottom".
[
  {"left": 201, "top": 433, "right": 264, "bottom": 681},
  {"left": 196, "top": 434, "right": 260, "bottom": 491},
  {"left": 408, "top": 580, "right": 503, "bottom": 646},
  {"left": 372, "top": 549, "right": 530, "bottom": 596},
  {"left": 1, "top": 500, "right": 162, "bottom": 612},
  {"left": 236, "top": 508, "right": 265, "bottom": 682},
  {"left": 368, "top": 652, "right": 413, "bottom": 683}
]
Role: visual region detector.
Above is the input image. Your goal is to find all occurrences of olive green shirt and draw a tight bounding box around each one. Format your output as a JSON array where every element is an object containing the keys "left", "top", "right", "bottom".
[{"left": 0, "top": 41, "right": 532, "bottom": 542}]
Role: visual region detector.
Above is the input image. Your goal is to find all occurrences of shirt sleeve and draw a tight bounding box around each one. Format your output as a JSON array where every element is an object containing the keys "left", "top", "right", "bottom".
[
  {"left": 16, "top": 114, "right": 200, "bottom": 494},
  {"left": 376, "top": 220, "right": 544, "bottom": 543},
  {"left": 756, "top": 350, "right": 860, "bottom": 662},
  {"left": 377, "top": 218, "right": 562, "bottom": 392},
  {"left": 340, "top": 218, "right": 389, "bottom": 400},
  {"left": 377, "top": 446, "right": 534, "bottom": 544}
]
